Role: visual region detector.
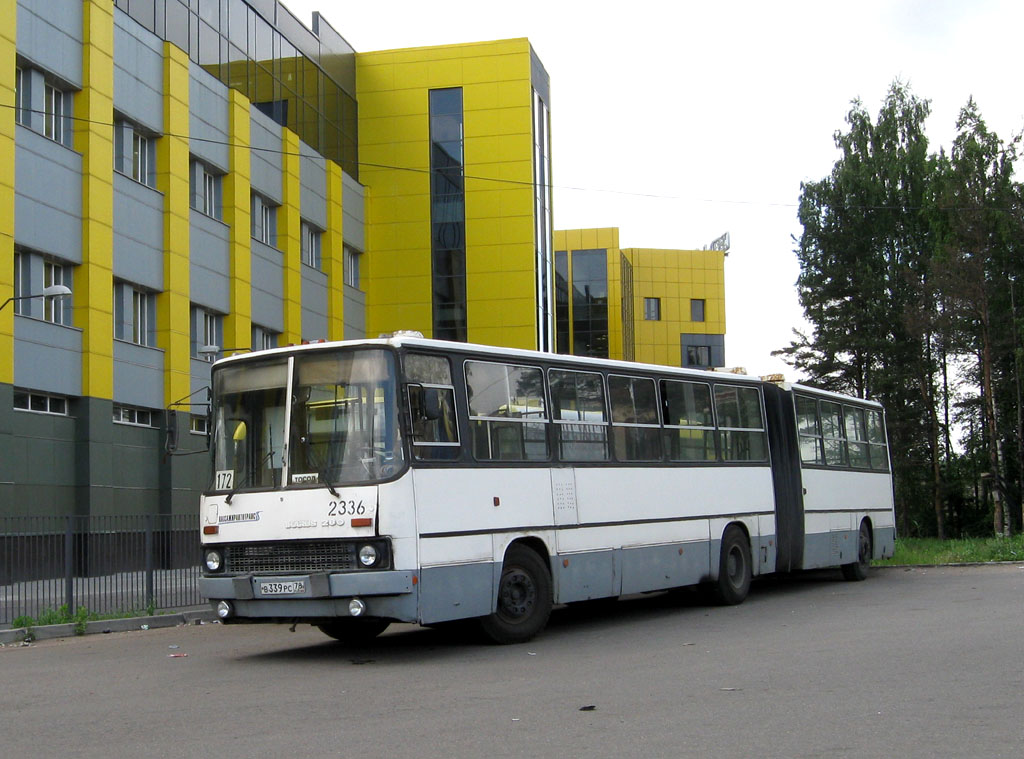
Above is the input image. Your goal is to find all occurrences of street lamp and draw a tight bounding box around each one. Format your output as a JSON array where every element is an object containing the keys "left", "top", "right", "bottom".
[
  {"left": 0, "top": 284, "right": 72, "bottom": 312},
  {"left": 197, "top": 344, "right": 249, "bottom": 360}
]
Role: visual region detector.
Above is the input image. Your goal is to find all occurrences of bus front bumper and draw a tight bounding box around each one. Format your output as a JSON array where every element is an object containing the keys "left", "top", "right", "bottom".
[{"left": 198, "top": 570, "right": 417, "bottom": 623}]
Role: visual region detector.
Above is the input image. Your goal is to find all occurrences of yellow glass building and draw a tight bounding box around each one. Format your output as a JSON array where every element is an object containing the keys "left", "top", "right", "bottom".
[{"left": 554, "top": 228, "right": 727, "bottom": 368}]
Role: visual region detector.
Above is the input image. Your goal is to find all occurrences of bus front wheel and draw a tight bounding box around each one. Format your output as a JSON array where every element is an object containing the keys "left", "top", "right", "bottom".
[
  {"left": 841, "top": 521, "right": 873, "bottom": 582},
  {"left": 712, "top": 527, "right": 752, "bottom": 605},
  {"left": 479, "top": 545, "right": 553, "bottom": 644}
]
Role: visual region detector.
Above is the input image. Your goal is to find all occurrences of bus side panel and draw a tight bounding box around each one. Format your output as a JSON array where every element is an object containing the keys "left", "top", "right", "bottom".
[
  {"left": 801, "top": 469, "right": 894, "bottom": 569},
  {"left": 555, "top": 549, "right": 618, "bottom": 602},
  {"left": 418, "top": 560, "right": 495, "bottom": 624},
  {"left": 620, "top": 542, "right": 711, "bottom": 595}
]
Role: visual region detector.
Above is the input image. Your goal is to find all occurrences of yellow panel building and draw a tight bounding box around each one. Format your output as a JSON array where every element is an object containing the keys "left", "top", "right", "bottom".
[
  {"left": 554, "top": 228, "right": 727, "bottom": 368},
  {"left": 357, "top": 39, "right": 553, "bottom": 350}
]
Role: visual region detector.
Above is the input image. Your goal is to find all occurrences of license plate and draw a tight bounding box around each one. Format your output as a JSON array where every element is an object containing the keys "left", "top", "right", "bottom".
[{"left": 259, "top": 580, "right": 306, "bottom": 596}]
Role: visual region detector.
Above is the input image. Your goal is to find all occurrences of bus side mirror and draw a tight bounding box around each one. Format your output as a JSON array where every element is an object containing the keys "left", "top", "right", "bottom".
[{"left": 407, "top": 384, "right": 442, "bottom": 421}]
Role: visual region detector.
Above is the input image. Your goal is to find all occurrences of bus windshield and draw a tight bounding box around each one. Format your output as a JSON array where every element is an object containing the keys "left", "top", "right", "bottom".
[
  {"left": 212, "top": 359, "right": 289, "bottom": 492},
  {"left": 210, "top": 348, "right": 404, "bottom": 493},
  {"left": 290, "top": 349, "right": 404, "bottom": 485}
]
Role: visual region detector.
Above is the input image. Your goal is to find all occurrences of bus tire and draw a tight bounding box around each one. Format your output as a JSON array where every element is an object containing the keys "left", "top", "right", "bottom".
[
  {"left": 479, "top": 545, "right": 553, "bottom": 644},
  {"left": 317, "top": 618, "right": 390, "bottom": 643},
  {"left": 712, "top": 526, "right": 752, "bottom": 605},
  {"left": 841, "top": 521, "right": 872, "bottom": 582}
]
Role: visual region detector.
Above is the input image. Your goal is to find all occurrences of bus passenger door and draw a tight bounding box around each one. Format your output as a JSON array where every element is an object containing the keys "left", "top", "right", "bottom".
[{"left": 551, "top": 468, "right": 578, "bottom": 527}]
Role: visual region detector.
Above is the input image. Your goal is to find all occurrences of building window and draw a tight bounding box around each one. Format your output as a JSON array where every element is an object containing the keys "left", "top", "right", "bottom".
[
  {"left": 251, "top": 324, "right": 279, "bottom": 352},
  {"left": 13, "top": 250, "right": 27, "bottom": 316},
  {"left": 43, "top": 260, "right": 71, "bottom": 325},
  {"left": 301, "top": 222, "right": 322, "bottom": 269},
  {"left": 686, "top": 345, "right": 712, "bottom": 368},
  {"left": 14, "top": 389, "right": 68, "bottom": 416},
  {"left": 114, "top": 281, "right": 156, "bottom": 346},
  {"left": 115, "top": 119, "right": 156, "bottom": 187},
  {"left": 190, "top": 159, "right": 223, "bottom": 219},
  {"left": 251, "top": 193, "right": 277, "bottom": 246},
  {"left": 429, "top": 87, "right": 467, "bottom": 342},
  {"left": 190, "top": 414, "right": 209, "bottom": 435},
  {"left": 191, "top": 305, "right": 224, "bottom": 361},
  {"left": 691, "top": 298, "right": 706, "bottom": 322},
  {"left": 113, "top": 405, "right": 155, "bottom": 427},
  {"left": 44, "top": 82, "right": 70, "bottom": 145},
  {"left": 571, "top": 249, "right": 609, "bottom": 358},
  {"left": 14, "top": 66, "right": 29, "bottom": 125},
  {"left": 644, "top": 297, "right": 661, "bottom": 321},
  {"left": 344, "top": 245, "right": 361, "bottom": 289}
]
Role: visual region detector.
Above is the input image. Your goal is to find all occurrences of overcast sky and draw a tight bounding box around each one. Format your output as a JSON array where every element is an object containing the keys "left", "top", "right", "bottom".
[{"left": 281, "top": 0, "right": 1024, "bottom": 377}]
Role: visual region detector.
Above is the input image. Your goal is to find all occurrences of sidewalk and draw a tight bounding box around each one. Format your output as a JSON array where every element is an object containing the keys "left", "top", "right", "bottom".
[{"left": 0, "top": 605, "right": 218, "bottom": 646}]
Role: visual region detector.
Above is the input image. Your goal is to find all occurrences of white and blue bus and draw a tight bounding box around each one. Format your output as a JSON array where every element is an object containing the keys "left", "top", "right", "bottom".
[{"left": 198, "top": 335, "right": 895, "bottom": 644}]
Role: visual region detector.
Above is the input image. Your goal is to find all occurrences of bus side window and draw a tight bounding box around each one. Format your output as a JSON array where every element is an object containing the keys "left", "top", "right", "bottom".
[
  {"left": 405, "top": 353, "right": 461, "bottom": 461},
  {"left": 549, "top": 369, "right": 609, "bottom": 462},
  {"left": 661, "top": 379, "right": 715, "bottom": 462},
  {"left": 608, "top": 375, "right": 662, "bottom": 462},
  {"left": 796, "top": 395, "right": 824, "bottom": 464},
  {"left": 407, "top": 384, "right": 460, "bottom": 460},
  {"left": 714, "top": 385, "right": 767, "bottom": 462},
  {"left": 466, "top": 361, "right": 549, "bottom": 462}
]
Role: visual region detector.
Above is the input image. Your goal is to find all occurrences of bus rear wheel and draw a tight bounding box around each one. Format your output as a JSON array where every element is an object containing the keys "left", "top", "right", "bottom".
[
  {"left": 712, "top": 526, "right": 752, "bottom": 605},
  {"left": 479, "top": 545, "right": 553, "bottom": 644},
  {"left": 841, "top": 521, "right": 873, "bottom": 582},
  {"left": 317, "top": 618, "right": 390, "bottom": 644}
]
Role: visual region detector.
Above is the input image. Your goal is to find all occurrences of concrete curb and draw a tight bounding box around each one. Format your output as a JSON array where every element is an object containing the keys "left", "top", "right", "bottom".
[{"left": 0, "top": 607, "right": 218, "bottom": 646}]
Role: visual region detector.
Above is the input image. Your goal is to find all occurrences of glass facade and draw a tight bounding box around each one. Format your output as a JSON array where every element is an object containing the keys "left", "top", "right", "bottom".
[
  {"left": 571, "top": 249, "right": 609, "bottom": 358},
  {"left": 113, "top": 0, "right": 359, "bottom": 177},
  {"left": 429, "top": 87, "right": 467, "bottom": 342},
  {"left": 554, "top": 251, "right": 570, "bottom": 353}
]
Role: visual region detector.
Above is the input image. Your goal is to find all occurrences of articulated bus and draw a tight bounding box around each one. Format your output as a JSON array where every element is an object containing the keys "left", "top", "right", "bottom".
[{"left": 198, "top": 335, "right": 895, "bottom": 644}]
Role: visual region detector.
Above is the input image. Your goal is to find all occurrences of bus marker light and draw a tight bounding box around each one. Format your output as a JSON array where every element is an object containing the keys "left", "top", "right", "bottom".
[
  {"left": 203, "top": 525, "right": 219, "bottom": 535},
  {"left": 351, "top": 518, "right": 372, "bottom": 527},
  {"left": 493, "top": 497, "right": 500, "bottom": 506},
  {"left": 349, "top": 598, "right": 366, "bottom": 617},
  {"left": 563, "top": 559, "right": 569, "bottom": 568},
  {"left": 412, "top": 575, "right": 418, "bottom": 585}
]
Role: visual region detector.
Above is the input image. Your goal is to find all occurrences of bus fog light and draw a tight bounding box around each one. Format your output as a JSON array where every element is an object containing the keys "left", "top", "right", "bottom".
[
  {"left": 349, "top": 598, "right": 366, "bottom": 617},
  {"left": 358, "top": 545, "right": 378, "bottom": 567},
  {"left": 204, "top": 549, "right": 223, "bottom": 572},
  {"left": 216, "top": 601, "right": 233, "bottom": 619}
]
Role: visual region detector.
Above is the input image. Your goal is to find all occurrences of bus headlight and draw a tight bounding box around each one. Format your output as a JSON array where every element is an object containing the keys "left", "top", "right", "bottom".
[
  {"left": 204, "top": 549, "right": 224, "bottom": 573},
  {"left": 358, "top": 545, "right": 379, "bottom": 567}
]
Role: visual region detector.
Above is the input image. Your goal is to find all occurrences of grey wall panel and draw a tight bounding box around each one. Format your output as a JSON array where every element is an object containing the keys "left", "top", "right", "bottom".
[
  {"left": 13, "top": 318, "right": 83, "bottom": 396},
  {"left": 189, "top": 63, "right": 230, "bottom": 170},
  {"left": 250, "top": 244, "right": 283, "bottom": 332},
  {"left": 113, "top": 341, "right": 165, "bottom": 408},
  {"left": 113, "top": 174, "right": 164, "bottom": 290},
  {"left": 189, "top": 212, "right": 230, "bottom": 311},
  {"left": 113, "top": 15, "right": 164, "bottom": 133},
  {"left": 343, "top": 287, "right": 366, "bottom": 339},
  {"left": 14, "top": 129, "right": 82, "bottom": 261},
  {"left": 342, "top": 172, "right": 364, "bottom": 250},
  {"left": 17, "top": 0, "right": 83, "bottom": 87},
  {"left": 300, "top": 141, "right": 327, "bottom": 230},
  {"left": 190, "top": 359, "right": 213, "bottom": 404},
  {"left": 300, "top": 266, "right": 328, "bottom": 340},
  {"left": 250, "top": 109, "right": 282, "bottom": 202}
]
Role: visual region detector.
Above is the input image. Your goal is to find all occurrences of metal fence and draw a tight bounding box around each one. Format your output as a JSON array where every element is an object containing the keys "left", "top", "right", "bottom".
[{"left": 1, "top": 515, "right": 202, "bottom": 627}]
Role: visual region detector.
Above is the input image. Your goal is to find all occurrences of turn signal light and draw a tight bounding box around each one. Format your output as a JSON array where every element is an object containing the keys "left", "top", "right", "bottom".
[{"left": 351, "top": 518, "right": 372, "bottom": 527}]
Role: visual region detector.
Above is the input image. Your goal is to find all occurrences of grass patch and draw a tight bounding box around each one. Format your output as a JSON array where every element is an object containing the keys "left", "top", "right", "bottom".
[
  {"left": 875, "top": 535, "right": 1024, "bottom": 565},
  {"left": 9, "top": 603, "right": 162, "bottom": 634}
]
